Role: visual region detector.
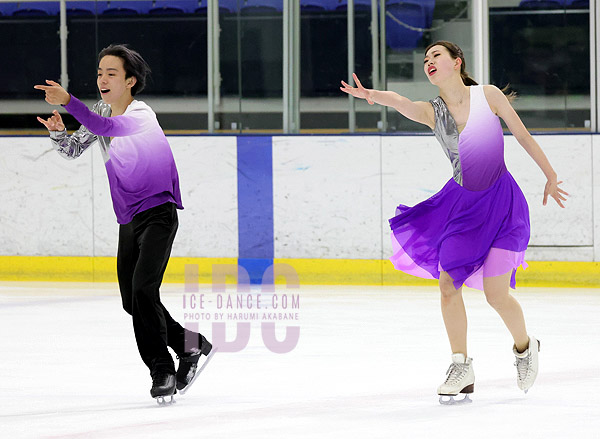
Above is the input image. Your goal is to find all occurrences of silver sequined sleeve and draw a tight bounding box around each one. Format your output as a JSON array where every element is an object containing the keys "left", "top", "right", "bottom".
[
  {"left": 50, "top": 124, "right": 96, "bottom": 160},
  {"left": 48, "top": 100, "right": 112, "bottom": 162}
]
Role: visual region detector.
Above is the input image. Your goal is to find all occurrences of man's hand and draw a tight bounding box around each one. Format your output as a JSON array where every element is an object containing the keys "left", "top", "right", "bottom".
[
  {"left": 37, "top": 110, "right": 65, "bottom": 132},
  {"left": 34, "top": 80, "right": 71, "bottom": 106}
]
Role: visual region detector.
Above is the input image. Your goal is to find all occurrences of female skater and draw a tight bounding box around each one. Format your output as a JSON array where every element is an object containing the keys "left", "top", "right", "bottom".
[
  {"left": 35, "top": 44, "right": 214, "bottom": 404},
  {"left": 341, "top": 41, "right": 568, "bottom": 403}
]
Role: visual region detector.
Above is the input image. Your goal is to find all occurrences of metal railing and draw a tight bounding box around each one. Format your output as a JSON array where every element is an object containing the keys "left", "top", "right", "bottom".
[{"left": 0, "top": 0, "right": 596, "bottom": 133}]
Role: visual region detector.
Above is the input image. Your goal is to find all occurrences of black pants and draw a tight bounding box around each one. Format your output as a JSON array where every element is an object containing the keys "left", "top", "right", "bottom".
[{"left": 117, "top": 202, "right": 195, "bottom": 376}]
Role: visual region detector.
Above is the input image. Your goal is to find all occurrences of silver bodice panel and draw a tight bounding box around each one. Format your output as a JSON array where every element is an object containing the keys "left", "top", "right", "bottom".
[
  {"left": 430, "top": 96, "right": 463, "bottom": 186},
  {"left": 49, "top": 100, "right": 112, "bottom": 163}
]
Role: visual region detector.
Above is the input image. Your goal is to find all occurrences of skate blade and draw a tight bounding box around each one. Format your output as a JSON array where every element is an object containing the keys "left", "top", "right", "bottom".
[
  {"left": 179, "top": 348, "right": 217, "bottom": 395},
  {"left": 439, "top": 394, "right": 472, "bottom": 405},
  {"left": 155, "top": 395, "right": 176, "bottom": 406}
]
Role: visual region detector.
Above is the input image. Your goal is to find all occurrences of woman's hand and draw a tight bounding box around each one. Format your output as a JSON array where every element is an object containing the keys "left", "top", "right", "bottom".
[
  {"left": 37, "top": 109, "right": 65, "bottom": 132},
  {"left": 340, "top": 73, "right": 374, "bottom": 105},
  {"left": 34, "top": 80, "right": 71, "bottom": 106},
  {"left": 543, "top": 179, "right": 569, "bottom": 208}
]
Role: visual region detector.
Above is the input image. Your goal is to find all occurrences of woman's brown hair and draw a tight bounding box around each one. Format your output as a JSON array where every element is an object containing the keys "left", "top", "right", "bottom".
[{"left": 424, "top": 40, "right": 516, "bottom": 102}]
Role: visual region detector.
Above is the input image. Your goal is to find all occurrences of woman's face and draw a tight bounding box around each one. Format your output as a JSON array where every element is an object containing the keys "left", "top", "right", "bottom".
[
  {"left": 97, "top": 55, "right": 136, "bottom": 104},
  {"left": 423, "top": 45, "right": 460, "bottom": 85}
]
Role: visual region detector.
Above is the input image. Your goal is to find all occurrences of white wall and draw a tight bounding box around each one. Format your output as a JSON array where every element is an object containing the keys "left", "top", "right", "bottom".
[
  {"left": 0, "top": 136, "right": 238, "bottom": 258},
  {"left": 273, "top": 136, "right": 383, "bottom": 259},
  {"left": 593, "top": 135, "right": 600, "bottom": 262},
  {"left": 272, "top": 135, "right": 594, "bottom": 261},
  {"left": 0, "top": 134, "right": 596, "bottom": 261}
]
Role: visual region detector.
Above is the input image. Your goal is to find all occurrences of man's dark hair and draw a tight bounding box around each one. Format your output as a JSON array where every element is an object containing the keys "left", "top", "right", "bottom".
[{"left": 98, "top": 44, "right": 151, "bottom": 96}]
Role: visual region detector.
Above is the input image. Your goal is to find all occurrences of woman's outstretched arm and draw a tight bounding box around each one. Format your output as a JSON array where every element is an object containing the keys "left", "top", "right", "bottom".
[
  {"left": 340, "top": 73, "right": 434, "bottom": 129},
  {"left": 484, "top": 85, "right": 569, "bottom": 208}
]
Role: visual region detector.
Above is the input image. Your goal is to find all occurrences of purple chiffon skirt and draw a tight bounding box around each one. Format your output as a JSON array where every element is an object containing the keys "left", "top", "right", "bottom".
[{"left": 389, "top": 171, "right": 530, "bottom": 291}]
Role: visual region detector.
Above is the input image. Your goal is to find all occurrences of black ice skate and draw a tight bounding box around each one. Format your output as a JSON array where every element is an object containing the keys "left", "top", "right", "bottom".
[
  {"left": 151, "top": 372, "right": 177, "bottom": 406},
  {"left": 176, "top": 335, "right": 216, "bottom": 395}
]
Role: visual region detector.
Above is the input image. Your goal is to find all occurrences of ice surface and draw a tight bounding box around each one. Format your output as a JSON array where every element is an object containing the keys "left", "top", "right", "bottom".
[{"left": 1, "top": 282, "right": 599, "bottom": 439}]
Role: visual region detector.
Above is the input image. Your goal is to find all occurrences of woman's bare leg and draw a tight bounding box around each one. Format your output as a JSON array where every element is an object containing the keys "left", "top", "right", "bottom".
[
  {"left": 483, "top": 271, "right": 529, "bottom": 352},
  {"left": 439, "top": 271, "right": 467, "bottom": 355}
]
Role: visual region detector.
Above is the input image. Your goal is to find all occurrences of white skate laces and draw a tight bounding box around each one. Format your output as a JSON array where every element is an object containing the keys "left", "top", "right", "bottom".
[
  {"left": 513, "top": 336, "right": 540, "bottom": 393},
  {"left": 438, "top": 353, "right": 475, "bottom": 405},
  {"left": 444, "top": 362, "right": 468, "bottom": 386}
]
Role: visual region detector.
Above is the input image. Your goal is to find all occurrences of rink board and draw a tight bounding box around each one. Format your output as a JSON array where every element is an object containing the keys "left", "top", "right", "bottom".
[
  {"left": 0, "top": 134, "right": 598, "bottom": 288},
  {"left": 0, "top": 256, "right": 598, "bottom": 288}
]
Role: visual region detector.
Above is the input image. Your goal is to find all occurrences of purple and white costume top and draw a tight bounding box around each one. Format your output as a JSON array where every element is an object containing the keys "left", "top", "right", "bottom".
[
  {"left": 430, "top": 85, "right": 508, "bottom": 192},
  {"left": 389, "top": 85, "right": 530, "bottom": 291},
  {"left": 50, "top": 96, "right": 183, "bottom": 224}
]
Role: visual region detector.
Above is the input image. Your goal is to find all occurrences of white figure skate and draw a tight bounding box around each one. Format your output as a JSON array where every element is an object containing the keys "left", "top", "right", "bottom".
[
  {"left": 437, "top": 353, "right": 475, "bottom": 405},
  {"left": 514, "top": 336, "right": 540, "bottom": 393}
]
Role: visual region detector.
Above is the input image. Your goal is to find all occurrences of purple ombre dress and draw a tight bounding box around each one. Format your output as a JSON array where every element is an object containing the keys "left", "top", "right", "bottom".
[{"left": 389, "top": 85, "right": 530, "bottom": 291}]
